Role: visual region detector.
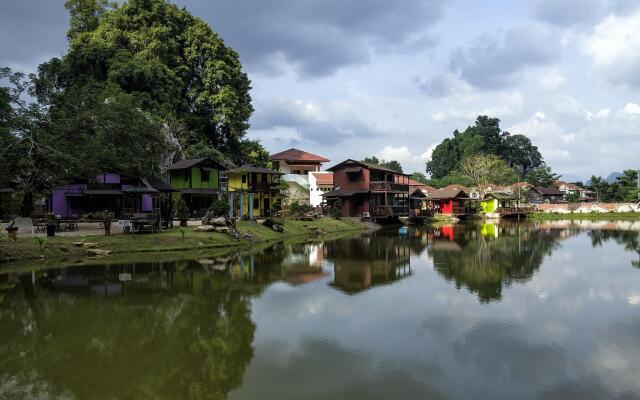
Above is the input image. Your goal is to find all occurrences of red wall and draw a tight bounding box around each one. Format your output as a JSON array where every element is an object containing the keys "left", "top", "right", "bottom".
[
  {"left": 332, "top": 168, "right": 370, "bottom": 191},
  {"left": 340, "top": 196, "right": 369, "bottom": 217},
  {"left": 440, "top": 199, "right": 453, "bottom": 214}
]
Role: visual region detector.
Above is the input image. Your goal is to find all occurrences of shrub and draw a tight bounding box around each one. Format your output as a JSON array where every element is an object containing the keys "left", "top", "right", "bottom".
[
  {"left": 331, "top": 198, "right": 343, "bottom": 218},
  {"left": 208, "top": 197, "right": 229, "bottom": 217}
]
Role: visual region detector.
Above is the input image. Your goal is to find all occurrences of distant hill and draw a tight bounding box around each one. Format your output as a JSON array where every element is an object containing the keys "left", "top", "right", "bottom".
[{"left": 606, "top": 172, "right": 623, "bottom": 183}]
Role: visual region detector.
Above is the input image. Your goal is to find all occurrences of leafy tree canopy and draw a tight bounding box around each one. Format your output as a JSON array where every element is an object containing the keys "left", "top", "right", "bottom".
[
  {"left": 455, "top": 154, "right": 518, "bottom": 193},
  {"left": 525, "top": 166, "right": 561, "bottom": 187},
  {"left": 362, "top": 156, "right": 403, "bottom": 173},
  {"left": 40, "top": 0, "right": 260, "bottom": 166},
  {"left": 410, "top": 172, "right": 428, "bottom": 183},
  {"left": 588, "top": 170, "right": 640, "bottom": 202},
  {"left": 426, "top": 115, "right": 545, "bottom": 180}
]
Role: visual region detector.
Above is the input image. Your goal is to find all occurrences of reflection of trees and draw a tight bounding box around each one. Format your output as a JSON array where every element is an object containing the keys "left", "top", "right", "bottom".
[
  {"left": 0, "top": 263, "right": 257, "bottom": 400},
  {"left": 588, "top": 229, "right": 640, "bottom": 268},
  {"left": 428, "top": 224, "right": 560, "bottom": 302},
  {"left": 326, "top": 232, "right": 412, "bottom": 294}
]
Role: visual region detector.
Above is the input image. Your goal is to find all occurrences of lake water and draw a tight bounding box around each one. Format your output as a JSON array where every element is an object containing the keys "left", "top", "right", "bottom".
[{"left": 1, "top": 221, "right": 639, "bottom": 399}]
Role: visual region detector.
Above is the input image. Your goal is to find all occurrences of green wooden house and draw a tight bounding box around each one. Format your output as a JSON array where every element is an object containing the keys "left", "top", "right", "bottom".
[
  {"left": 480, "top": 192, "right": 518, "bottom": 213},
  {"left": 167, "top": 157, "right": 226, "bottom": 216}
]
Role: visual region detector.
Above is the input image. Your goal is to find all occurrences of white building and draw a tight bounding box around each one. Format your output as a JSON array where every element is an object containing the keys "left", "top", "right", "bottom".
[{"left": 309, "top": 172, "right": 334, "bottom": 207}]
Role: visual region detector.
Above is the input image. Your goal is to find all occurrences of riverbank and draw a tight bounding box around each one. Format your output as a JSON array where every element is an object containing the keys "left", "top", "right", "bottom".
[
  {"left": 0, "top": 217, "right": 374, "bottom": 265},
  {"left": 528, "top": 212, "right": 640, "bottom": 220}
]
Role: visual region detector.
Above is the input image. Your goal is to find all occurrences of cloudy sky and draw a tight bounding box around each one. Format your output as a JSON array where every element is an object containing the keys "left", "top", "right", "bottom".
[{"left": 2, "top": 0, "right": 640, "bottom": 180}]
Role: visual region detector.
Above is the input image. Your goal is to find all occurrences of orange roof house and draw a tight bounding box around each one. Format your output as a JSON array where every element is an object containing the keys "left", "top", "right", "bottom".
[{"left": 269, "top": 148, "right": 330, "bottom": 175}]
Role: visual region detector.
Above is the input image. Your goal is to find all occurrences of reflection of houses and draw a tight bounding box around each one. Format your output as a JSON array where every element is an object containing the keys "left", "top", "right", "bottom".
[
  {"left": 50, "top": 173, "right": 172, "bottom": 219},
  {"left": 226, "top": 165, "right": 283, "bottom": 218},
  {"left": 324, "top": 159, "right": 410, "bottom": 220},
  {"left": 327, "top": 234, "right": 412, "bottom": 294},
  {"left": 167, "top": 157, "right": 225, "bottom": 216}
]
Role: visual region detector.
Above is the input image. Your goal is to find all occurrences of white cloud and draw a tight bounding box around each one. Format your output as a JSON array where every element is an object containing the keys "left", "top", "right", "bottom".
[
  {"left": 583, "top": 9, "right": 640, "bottom": 87},
  {"left": 510, "top": 101, "right": 640, "bottom": 179},
  {"left": 374, "top": 145, "right": 437, "bottom": 173},
  {"left": 538, "top": 68, "right": 567, "bottom": 90},
  {"left": 621, "top": 102, "right": 640, "bottom": 115},
  {"left": 431, "top": 92, "right": 524, "bottom": 123}
]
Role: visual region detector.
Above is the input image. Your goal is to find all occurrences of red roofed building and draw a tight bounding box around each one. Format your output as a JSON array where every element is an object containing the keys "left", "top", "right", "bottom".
[{"left": 269, "top": 148, "right": 330, "bottom": 175}]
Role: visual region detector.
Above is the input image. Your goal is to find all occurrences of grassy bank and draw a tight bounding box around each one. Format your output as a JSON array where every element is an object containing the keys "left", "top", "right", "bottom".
[
  {"left": 0, "top": 217, "right": 370, "bottom": 265},
  {"left": 529, "top": 212, "right": 640, "bottom": 220}
]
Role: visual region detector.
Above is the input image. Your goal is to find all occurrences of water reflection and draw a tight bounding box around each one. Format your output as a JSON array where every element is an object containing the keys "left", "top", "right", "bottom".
[
  {"left": 1, "top": 220, "right": 640, "bottom": 399},
  {"left": 425, "top": 222, "right": 561, "bottom": 302},
  {"left": 326, "top": 234, "right": 412, "bottom": 294}
]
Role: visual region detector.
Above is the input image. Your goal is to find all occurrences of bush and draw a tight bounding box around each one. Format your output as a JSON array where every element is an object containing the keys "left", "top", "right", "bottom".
[
  {"left": 331, "top": 198, "right": 343, "bottom": 218},
  {"left": 209, "top": 197, "right": 229, "bottom": 217},
  {"left": 289, "top": 201, "right": 313, "bottom": 217},
  {"left": 173, "top": 194, "right": 189, "bottom": 219}
]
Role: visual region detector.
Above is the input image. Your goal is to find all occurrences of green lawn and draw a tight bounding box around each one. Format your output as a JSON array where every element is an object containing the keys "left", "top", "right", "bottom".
[{"left": 0, "top": 217, "right": 366, "bottom": 265}]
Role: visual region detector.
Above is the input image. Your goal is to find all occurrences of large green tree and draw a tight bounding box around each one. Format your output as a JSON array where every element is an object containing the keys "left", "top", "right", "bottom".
[
  {"left": 426, "top": 115, "right": 545, "bottom": 180},
  {"left": 40, "top": 0, "right": 258, "bottom": 165}
]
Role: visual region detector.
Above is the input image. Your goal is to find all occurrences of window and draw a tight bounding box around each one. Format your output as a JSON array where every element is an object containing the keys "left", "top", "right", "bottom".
[
  {"left": 184, "top": 169, "right": 189, "bottom": 183},
  {"left": 253, "top": 199, "right": 259, "bottom": 209},
  {"left": 242, "top": 175, "right": 247, "bottom": 184},
  {"left": 201, "top": 168, "right": 209, "bottom": 183}
]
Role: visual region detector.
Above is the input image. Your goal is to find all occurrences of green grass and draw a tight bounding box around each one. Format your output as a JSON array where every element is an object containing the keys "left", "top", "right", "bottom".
[
  {"left": 0, "top": 217, "right": 366, "bottom": 266},
  {"left": 529, "top": 212, "right": 640, "bottom": 220}
]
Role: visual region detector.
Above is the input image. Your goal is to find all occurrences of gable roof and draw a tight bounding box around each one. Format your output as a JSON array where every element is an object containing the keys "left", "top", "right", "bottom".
[
  {"left": 269, "top": 148, "right": 330, "bottom": 163},
  {"left": 533, "top": 186, "right": 564, "bottom": 195},
  {"left": 144, "top": 176, "right": 177, "bottom": 192},
  {"left": 484, "top": 192, "right": 517, "bottom": 200},
  {"left": 312, "top": 172, "right": 333, "bottom": 185},
  {"left": 326, "top": 159, "right": 409, "bottom": 175},
  {"left": 167, "top": 157, "right": 226, "bottom": 171},
  {"left": 428, "top": 189, "right": 468, "bottom": 200},
  {"left": 442, "top": 184, "right": 470, "bottom": 192},
  {"left": 510, "top": 181, "right": 531, "bottom": 188}
]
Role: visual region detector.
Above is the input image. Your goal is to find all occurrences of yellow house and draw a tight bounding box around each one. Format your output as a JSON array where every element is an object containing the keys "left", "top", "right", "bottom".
[{"left": 226, "top": 165, "right": 283, "bottom": 218}]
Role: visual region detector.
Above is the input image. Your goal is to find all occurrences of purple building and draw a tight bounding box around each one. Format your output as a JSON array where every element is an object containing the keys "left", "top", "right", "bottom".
[{"left": 50, "top": 173, "right": 175, "bottom": 220}]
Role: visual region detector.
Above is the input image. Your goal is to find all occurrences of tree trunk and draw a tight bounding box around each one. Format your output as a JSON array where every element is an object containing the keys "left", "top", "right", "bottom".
[{"left": 19, "top": 191, "right": 34, "bottom": 216}]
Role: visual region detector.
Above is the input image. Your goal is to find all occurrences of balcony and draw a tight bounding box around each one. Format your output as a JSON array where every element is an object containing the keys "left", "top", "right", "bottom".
[
  {"left": 369, "top": 181, "right": 409, "bottom": 192},
  {"left": 370, "top": 205, "right": 409, "bottom": 217},
  {"left": 248, "top": 182, "right": 278, "bottom": 192},
  {"left": 496, "top": 206, "right": 536, "bottom": 215}
]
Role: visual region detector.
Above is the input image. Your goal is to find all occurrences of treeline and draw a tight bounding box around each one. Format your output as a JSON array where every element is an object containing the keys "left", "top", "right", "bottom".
[
  {"left": 423, "top": 116, "right": 558, "bottom": 188},
  {"left": 0, "top": 0, "right": 266, "bottom": 214},
  {"left": 587, "top": 171, "right": 639, "bottom": 202}
]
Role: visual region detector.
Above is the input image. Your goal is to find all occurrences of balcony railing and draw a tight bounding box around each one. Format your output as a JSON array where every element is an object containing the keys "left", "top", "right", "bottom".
[
  {"left": 248, "top": 182, "right": 277, "bottom": 192},
  {"left": 451, "top": 206, "right": 469, "bottom": 215},
  {"left": 370, "top": 205, "right": 409, "bottom": 217},
  {"left": 369, "top": 181, "right": 409, "bottom": 192},
  {"left": 496, "top": 206, "right": 536, "bottom": 214}
]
